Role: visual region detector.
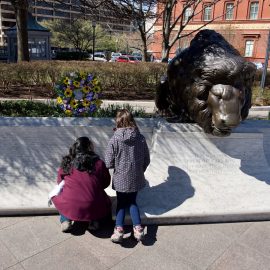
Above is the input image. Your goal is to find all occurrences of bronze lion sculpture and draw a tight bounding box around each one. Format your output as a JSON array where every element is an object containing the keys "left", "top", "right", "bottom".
[{"left": 156, "top": 29, "right": 256, "bottom": 136}]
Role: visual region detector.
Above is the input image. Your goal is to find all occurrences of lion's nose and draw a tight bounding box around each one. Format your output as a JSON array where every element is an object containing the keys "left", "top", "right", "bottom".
[{"left": 217, "top": 114, "right": 240, "bottom": 128}]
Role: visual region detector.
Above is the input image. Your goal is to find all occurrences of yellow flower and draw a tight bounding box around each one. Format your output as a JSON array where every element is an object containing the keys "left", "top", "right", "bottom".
[
  {"left": 82, "top": 99, "right": 90, "bottom": 107},
  {"left": 70, "top": 99, "right": 77, "bottom": 108},
  {"left": 93, "top": 85, "right": 101, "bottom": 93},
  {"left": 73, "top": 81, "right": 80, "bottom": 88},
  {"left": 65, "top": 110, "right": 72, "bottom": 116},
  {"left": 94, "top": 99, "right": 103, "bottom": 107},
  {"left": 82, "top": 86, "right": 90, "bottom": 94},
  {"left": 64, "top": 88, "right": 73, "bottom": 98},
  {"left": 92, "top": 78, "right": 99, "bottom": 86},
  {"left": 57, "top": 97, "right": 63, "bottom": 104},
  {"left": 80, "top": 71, "right": 86, "bottom": 77},
  {"left": 63, "top": 77, "right": 69, "bottom": 85}
]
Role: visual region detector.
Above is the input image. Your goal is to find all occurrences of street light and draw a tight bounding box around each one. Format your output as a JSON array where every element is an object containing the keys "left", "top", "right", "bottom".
[
  {"left": 92, "top": 20, "right": 96, "bottom": 61},
  {"left": 260, "top": 30, "right": 270, "bottom": 91}
]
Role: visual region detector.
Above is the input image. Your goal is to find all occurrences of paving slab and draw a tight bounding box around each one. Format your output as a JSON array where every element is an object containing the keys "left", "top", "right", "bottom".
[
  {"left": 0, "top": 117, "right": 270, "bottom": 225},
  {"left": 207, "top": 243, "right": 270, "bottom": 270}
]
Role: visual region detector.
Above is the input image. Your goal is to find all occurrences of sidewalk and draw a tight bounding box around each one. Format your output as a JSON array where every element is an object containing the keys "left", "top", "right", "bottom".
[{"left": 1, "top": 216, "right": 270, "bottom": 270}]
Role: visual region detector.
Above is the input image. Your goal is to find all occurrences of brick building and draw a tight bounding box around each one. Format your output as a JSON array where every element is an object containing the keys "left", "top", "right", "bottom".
[
  {"left": 150, "top": 0, "right": 270, "bottom": 64},
  {"left": 0, "top": 0, "right": 131, "bottom": 46}
]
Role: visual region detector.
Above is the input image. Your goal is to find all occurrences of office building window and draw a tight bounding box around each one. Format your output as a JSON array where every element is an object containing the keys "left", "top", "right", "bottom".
[
  {"left": 225, "top": 3, "right": 234, "bottom": 20},
  {"left": 245, "top": 40, "right": 254, "bottom": 57},
  {"left": 203, "top": 5, "right": 212, "bottom": 21},
  {"left": 183, "top": 7, "right": 192, "bottom": 23},
  {"left": 249, "top": 2, "right": 259, "bottom": 20}
]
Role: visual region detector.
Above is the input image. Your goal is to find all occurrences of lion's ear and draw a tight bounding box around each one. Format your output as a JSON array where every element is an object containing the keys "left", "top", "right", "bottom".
[
  {"left": 241, "top": 61, "right": 256, "bottom": 120},
  {"left": 243, "top": 62, "right": 256, "bottom": 85}
]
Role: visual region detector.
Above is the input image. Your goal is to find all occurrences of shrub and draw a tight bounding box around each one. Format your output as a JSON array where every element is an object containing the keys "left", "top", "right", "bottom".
[
  {"left": 0, "top": 61, "right": 167, "bottom": 100},
  {"left": 0, "top": 100, "right": 65, "bottom": 117},
  {"left": 0, "top": 100, "right": 150, "bottom": 118}
]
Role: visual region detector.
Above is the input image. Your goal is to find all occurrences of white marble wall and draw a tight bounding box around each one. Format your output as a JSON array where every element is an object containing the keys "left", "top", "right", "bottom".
[{"left": 0, "top": 117, "right": 270, "bottom": 223}]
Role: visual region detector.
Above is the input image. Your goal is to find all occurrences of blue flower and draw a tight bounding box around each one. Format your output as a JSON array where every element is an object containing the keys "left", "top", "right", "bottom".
[
  {"left": 87, "top": 74, "right": 94, "bottom": 81},
  {"left": 74, "top": 90, "right": 83, "bottom": 100},
  {"left": 78, "top": 108, "right": 85, "bottom": 113},
  {"left": 86, "top": 92, "right": 94, "bottom": 101},
  {"left": 90, "top": 104, "right": 97, "bottom": 112}
]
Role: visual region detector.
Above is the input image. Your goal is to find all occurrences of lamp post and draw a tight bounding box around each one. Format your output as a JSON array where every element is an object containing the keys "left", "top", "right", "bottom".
[
  {"left": 92, "top": 20, "right": 96, "bottom": 61},
  {"left": 260, "top": 30, "right": 270, "bottom": 92}
]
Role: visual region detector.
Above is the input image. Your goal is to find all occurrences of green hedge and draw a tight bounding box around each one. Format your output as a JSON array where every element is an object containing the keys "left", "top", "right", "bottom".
[
  {"left": 0, "top": 61, "right": 167, "bottom": 100},
  {"left": 0, "top": 100, "right": 149, "bottom": 117}
]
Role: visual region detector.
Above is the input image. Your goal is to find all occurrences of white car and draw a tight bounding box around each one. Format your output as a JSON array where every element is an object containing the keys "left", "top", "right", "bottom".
[{"left": 88, "top": 53, "right": 107, "bottom": 62}]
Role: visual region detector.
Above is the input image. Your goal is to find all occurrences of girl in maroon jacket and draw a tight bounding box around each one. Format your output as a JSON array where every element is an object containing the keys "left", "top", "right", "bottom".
[{"left": 52, "top": 137, "right": 111, "bottom": 232}]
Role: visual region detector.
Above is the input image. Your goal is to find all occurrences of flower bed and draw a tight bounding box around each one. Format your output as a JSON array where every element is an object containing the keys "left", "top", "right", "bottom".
[{"left": 55, "top": 71, "right": 102, "bottom": 116}]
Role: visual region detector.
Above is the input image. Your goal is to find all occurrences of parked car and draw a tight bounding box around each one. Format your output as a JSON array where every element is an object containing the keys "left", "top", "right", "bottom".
[
  {"left": 116, "top": 55, "right": 140, "bottom": 63},
  {"left": 88, "top": 53, "right": 107, "bottom": 62},
  {"left": 252, "top": 62, "right": 264, "bottom": 70},
  {"left": 109, "top": 52, "right": 122, "bottom": 62},
  {"left": 131, "top": 52, "right": 142, "bottom": 61}
]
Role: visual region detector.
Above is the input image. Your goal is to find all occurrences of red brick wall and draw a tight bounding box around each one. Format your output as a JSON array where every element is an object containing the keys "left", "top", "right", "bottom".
[{"left": 151, "top": 0, "right": 270, "bottom": 65}]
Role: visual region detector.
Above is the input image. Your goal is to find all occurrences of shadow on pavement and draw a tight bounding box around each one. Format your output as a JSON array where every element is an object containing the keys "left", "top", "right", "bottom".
[{"left": 141, "top": 166, "right": 195, "bottom": 215}]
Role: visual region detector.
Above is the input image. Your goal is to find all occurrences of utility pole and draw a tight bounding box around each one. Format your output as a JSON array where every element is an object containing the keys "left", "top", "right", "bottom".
[
  {"left": 92, "top": 20, "right": 96, "bottom": 61},
  {"left": 260, "top": 30, "right": 270, "bottom": 92}
]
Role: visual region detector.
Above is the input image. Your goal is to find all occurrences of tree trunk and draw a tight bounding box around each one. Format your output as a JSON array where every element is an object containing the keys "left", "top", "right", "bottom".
[
  {"left": 161, "top": 40, "right": 170, "bottom": 63},
  {"left": 13, "top": 1, "right": 29, "bottom": 62},
  {"left": 139, "top": 26, "right": 148, "bottom": 62}
]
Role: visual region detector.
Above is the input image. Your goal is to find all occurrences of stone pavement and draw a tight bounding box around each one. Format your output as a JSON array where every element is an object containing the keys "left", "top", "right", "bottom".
[{"left": 1, "top": 216, "right": 270, "bottom": 270}]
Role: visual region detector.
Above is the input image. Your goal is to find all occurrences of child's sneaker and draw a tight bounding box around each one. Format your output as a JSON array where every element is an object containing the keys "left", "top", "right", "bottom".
[
  {"left": 111, "top": 226, "right": 124, "bottom": 243},
  {"left": 61, "top": 221, "right": 72, "bottom": 232},
  {"left": 88, "top": 220, "right": 99, "bottom": 231},
  {"left": 133, "top": 225, "right": 144, "bottom": 241}
]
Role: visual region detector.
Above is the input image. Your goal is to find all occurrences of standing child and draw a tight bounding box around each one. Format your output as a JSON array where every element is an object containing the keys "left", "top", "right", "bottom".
[
  {"left": 105, "top": 109, "right": 150, "bottom": 243},
  {"left": 51, "top": 137, "right": 111, "bottom": 232}
]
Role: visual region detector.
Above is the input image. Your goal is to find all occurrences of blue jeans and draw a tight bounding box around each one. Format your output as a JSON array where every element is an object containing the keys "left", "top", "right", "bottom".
[
  {"left": 115, "top": 191, "right": 141, "bottom": 227},
  {"left": 60, "top": 214, "right": 70, "bottom": 223}
]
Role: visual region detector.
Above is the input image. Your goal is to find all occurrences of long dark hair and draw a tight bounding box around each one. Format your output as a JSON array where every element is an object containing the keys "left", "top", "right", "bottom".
[{"left": 61, "top": 137, "right": 99, "bottom": 174}]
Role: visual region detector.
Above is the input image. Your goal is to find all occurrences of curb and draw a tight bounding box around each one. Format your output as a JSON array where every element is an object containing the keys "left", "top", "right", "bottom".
[{"left": 2, "top": 208, "right": 270, "bottom": 225}]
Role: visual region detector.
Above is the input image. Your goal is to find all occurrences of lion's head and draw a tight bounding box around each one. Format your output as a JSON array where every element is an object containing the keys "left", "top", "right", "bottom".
[{"left": 156, "top": 30, "right": 256, "bottom": 136}]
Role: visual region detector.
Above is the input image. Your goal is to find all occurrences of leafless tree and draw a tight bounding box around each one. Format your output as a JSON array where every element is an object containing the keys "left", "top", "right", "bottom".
[
  {"left": 57, "top": 0, "right": 159, "bottom": 61},
  {"left": 105, "top": 0, "right": 160, "bottom": 61},
  {"left": 158, "top": 0, "right": 242, "bottom": 62}
]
